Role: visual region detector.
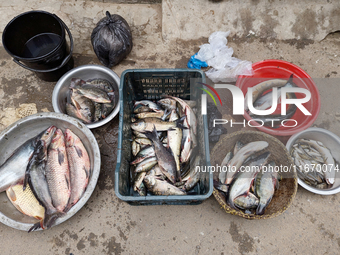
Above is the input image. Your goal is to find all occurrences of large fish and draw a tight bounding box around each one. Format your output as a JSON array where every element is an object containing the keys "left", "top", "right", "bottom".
[
  {"left": 64, "top": 129, "right": 91, "bottom": 211},
  {"left": 6, "top": 183, "right": 45, "bottom": 221},
  {"left": 69, "top": 91, "right": 95, "bottom": 123},
  {"left": 255, "top": 162, "right": 279, "bottom": 215},
  {"left": 167, "top": 110, "right": 182, "bottom": 181},
  {"left": 0, "top": 126, "right": 56, "bottom": 193},
  {"left": 46, "top": 129, "right": 71, "bottom": 212},
  {"left": 24, "top": 139, "right": 62, "bottom": 232},
  {"left": 145, "top": 127, "right": 177, "bottom": 184},
  {"left": 227, "top": 152, "right": 270, "bottom": 210},
  {"left": 225, "top": 141, "right": 269, "bottom": 185},
  {"left": 244, "top": 79, "right": 288, "bottom": 111}
]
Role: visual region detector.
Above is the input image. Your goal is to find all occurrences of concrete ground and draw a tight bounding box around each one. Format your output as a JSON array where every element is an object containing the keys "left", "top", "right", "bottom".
[{"left": 0, "top": 0, "right": 340, "bottom": 254}]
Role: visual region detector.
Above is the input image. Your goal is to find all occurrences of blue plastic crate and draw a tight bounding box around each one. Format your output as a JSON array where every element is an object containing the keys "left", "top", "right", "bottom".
[{"left": 115, "top": 69, "right": 212, "bottom": 205}]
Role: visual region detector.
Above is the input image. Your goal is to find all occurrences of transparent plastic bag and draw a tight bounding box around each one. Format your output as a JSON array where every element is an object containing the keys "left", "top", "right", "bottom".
[
  {"left": 195, "top": 31, "right": 253, "bottom": 82},
  {"left": 91, "top": 11, "right": 133, "bottom": 68}
]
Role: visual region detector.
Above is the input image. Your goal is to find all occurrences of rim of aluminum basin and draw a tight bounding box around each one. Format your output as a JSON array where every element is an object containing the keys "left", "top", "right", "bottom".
[
  {"left": 52, "top": 64, "right": 120, "bottom": 129},
  {"left": 286, "top": 127, "right": 340, "bottom": 195},
  {"left": 0, "top": 112, "right": 101, "bottom": 231}
]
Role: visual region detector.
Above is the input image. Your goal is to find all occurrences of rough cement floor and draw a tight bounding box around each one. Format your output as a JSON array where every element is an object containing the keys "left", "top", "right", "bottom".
[{"left": 0, "top": 1, "right": 340, "bottom": 254}]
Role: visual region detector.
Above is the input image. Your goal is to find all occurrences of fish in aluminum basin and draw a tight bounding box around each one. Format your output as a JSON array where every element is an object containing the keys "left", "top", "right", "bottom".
[{"left": 0, "top": 126, "right": 56, "bottom": 193}]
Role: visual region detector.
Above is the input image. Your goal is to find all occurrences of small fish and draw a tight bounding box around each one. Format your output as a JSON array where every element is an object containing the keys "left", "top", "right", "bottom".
[
  {"left": 297, "top": 139, "right": 335, "bottom": 185},
  {"left": 64, "top": 129, "right": 91, "bottom": 211},
  {"left": 145, "top": 127, "right": 177, "bottom": 184},
  {"left": 183, "top": 170, "right": 200, "bottom": 191},
  {"left": 93, "top": 102, "right": 102, "bottom": 122},
  {"left": 6, "top": 183, "right": 45, "bottom": 221},
  {"left": 167, "top": 110, "right": 182, "bottom": 180},
  {"left": 134, "top": 137, "right": 152, "bottom": 146},
  {"left": 144, "top": 175, "right": 186, "bottom": 195},
  {"left": 131, "top": 117, "right": 186, "bottom": 132},
  {"left": 85, "top": 78, "right": 114, "bottom": 93},
  {"left": 70, "top": 91, "right": 95, "bottom": 123},
  {"left": 132, "top": 140, "right": 140, "bottom": 157},
  {"left": 130, "top": 146, "right": 155, "bottom": 165},
  {"left": 234, "top": 193, "right": 259, "bottom": 210},
  {"left": 133, "top": 172, "right": 146, "bottom": 193},
  {"left": 46, "top": 129, "right": 71, "bottom": 212},
  {"left": 73, "top": 85, "right": 111, "bottom": 104}
]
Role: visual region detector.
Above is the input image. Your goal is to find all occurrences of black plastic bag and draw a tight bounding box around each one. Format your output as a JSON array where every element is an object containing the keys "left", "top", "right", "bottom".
[{"left": 91, "top": 11, "right": 133, "bottom": 68}]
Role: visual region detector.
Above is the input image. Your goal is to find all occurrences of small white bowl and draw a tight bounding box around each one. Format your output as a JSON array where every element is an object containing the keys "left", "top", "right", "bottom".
[
  {"left": 286, "top": 127, "right": 340, "bottom": 195},
  {"left": 52, "top": 64, "right": 120, "bottom": 129}
]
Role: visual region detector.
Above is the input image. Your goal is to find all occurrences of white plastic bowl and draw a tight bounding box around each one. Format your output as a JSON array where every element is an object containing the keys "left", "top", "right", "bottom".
[{"left": 286, "top": 127, "right": 340, "bottom": 195}]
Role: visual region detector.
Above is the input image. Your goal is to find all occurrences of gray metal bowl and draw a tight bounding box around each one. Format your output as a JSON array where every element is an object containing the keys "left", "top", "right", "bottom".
[
  {"left": 52, "top": 64, "right": 120, "bottom": 129},
  {"left": 286, "top": 127, "right": 340, "bottom": 195},
  {"left": 0, "top": 112, "right": 101, "bottom": 231}
]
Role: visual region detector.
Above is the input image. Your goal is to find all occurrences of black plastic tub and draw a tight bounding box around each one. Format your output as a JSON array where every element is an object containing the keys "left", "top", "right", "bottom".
[{"left": 115, "top": 69, "right": 212, "bottom": 205}]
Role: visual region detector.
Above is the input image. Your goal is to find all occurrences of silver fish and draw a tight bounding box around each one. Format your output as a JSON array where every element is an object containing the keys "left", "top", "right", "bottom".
[
  {"left": 0, "top": 126, "right": 56, "bottom": 193},
  {"left": 144, "top": 175, "right": 186, "bottom": 196},
  {"left": 131, "top": 117, "right": 186, "bottom": 132},
  {"left": 297, "top": 139, "right": 335, "bottom": 185},
  {"left": 227, "top": 152, "right": 270, "bottom": 210},
  {"left": 135, "top": 157, "right": 157, "bottom": 173},
  {"left": 225, "top": 141, "right": 269, "bottom": 185},
  {"left": 219, "top": 151, "right": 233, "bottom": 184},
  {"left": 234, "top": 193, "right": 259, "bottom": 210},
  {"left": 130, "top": 146, "right": 155, "bottom": 165},
  {"left": 73, "top": 85, "right": 111, "bottom": 104},
  {"left": 134, "top": 100, "right": 162, "bottom": 112},
  {"left": 167, "top": 110, "right": 182, "bottom": 180}
]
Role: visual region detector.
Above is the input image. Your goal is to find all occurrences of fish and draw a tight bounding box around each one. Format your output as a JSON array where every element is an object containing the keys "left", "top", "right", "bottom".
[
  {"left": 134, "top": 137, "right": 152, "bottom": 146},
  {"left": 6, "top": 183, "right": 45, "bottom": 221},
  {"left": 133, "top": 172, "right": 146, "bottom": 195},
  {"left": 135, "top": 157, "right": 158, "bottom": 173},
  {"left": 297, "top": 139, "right": 335, "bottom": 185},
  {"left": 134, "top": 100, "right": 162, "bottom": 112},
  {"left": 93, "top": 102, "right": 102, "bottom": 122},
  {"left": 0, "top": 126, "right": 56, "bottom": 193},
  {"left": 135, "top": 112, "right": 165, "bottom": 119},
  {"left": 133, "top": 105, "right": 151, "bottom": 114},
  {"left": 234, "top": 193, "right": 259, "bottom": 210},
  {"left": 180, "top": 130, "right": 192, "bottom": 163},
  {"left": 233, "top": 141, "right": 244, "bottom": 155},
  {"left": 132, "top": 140, "right": 140, "bottom": 157},
  {"left": 70, "top": 78, "right": 86, "bottom": 88},
  {"left": 167, "top": 96, "right": 197, "bottom": 135},
  {"left": 133, "top": 131, "right": 148, "bottom": 139},
  {"left": 253, "top": 82, "right": 294, "bottom": 111},
  {"left": 101, "top": 101, "right": 115, "bottom": 119},
  {"left": 73, "top": 85, "right": 111, "bottom": 104},
  {"left": 183, "top": 170, "right": 200, "bottom": 191},
  {"left": 244, "top": 79, "right": 288, "bottom": 111},
  {"left": 131, "top": 116, "right": 186, "bottom": 132},
  {"left": 255, "top": 165, "right": 279, "bottom": 215},
  {"left": 145, "top": 127, "right": 177, "bottom": 183},
  {"left": 85, "top": 78, "right": 114, "bottom": 94},
  {"left": 219, "top": 151, "right": 233, "bottom": 184},
  {"left": 167, "top": 110, "right": 182, "bottom": 180},
  {"left": 64, "top": 129, "right": 91, "bottom": 211},
  {"left": 24, "top": 139, "right": 62, "bottom": 232},
  {"left": 225, "top": 141, "right": 269, "bottom": 185},
  {"left": 227, "top": 152, "right": 270, "bottom": 210},
  {"left": 130, "top": 146, "right": 155, "bottom": 165},
  {"left": 158, "top": 98, "right": 177, "bottom": 111},
  {"left": 45, "top": 129, "right": 71, "bottom": 212},
  {"left": 70, "top": 91, "right": 95, "bottom": 123},
  {"left": 144, "top": 175, "right": 186, "bottom": 195}
]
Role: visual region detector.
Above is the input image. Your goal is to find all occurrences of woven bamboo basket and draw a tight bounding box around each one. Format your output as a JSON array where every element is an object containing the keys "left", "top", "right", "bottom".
[{"left": 211, "top": 130, "right": 298, "bottom": 219}]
